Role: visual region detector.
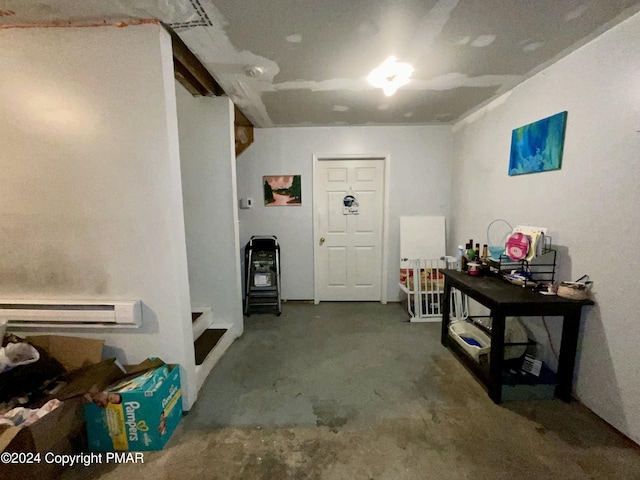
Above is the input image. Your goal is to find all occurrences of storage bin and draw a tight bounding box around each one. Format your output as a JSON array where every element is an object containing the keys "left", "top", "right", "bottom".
[{"left": 449, "top": 321, "right": 491, "bottom": 364}]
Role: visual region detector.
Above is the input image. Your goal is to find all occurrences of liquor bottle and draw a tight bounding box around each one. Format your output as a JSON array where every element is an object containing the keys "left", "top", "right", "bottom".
[
  {"left": 464, "top": 243, "right": 475, "bottom": 270},
  {"left": 474, "top": 243, "right": 480, "bottom": 261},
  {"left": 462, "top": 243, "right": 471, "bottom": 271},
  {"left": 482, "top": 244, "right": 488, "bottom": 260}
]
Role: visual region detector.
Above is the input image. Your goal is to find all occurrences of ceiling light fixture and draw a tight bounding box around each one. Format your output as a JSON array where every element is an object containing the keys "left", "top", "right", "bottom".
[
  {"left": 367, "top": 56, "right": 413, "bottom": 96},
  {"left": 245, "top": 65, "right": 265, "bottom": 78}
]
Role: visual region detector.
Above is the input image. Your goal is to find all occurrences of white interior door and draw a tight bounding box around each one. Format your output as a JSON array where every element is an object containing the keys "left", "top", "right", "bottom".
[{"left": 314, "top": 158, "right": 385, "bottom": 302}]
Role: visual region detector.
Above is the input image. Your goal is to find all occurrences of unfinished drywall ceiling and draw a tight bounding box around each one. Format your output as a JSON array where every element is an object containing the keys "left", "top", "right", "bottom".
[{"left": 2, "top": 0, "right": 640, "bottom": 127}]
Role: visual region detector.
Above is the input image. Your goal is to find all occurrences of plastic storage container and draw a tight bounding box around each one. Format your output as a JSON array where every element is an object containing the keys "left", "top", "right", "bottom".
[{"left": 449, "top": 321, "right": 491, "bottom": 364}]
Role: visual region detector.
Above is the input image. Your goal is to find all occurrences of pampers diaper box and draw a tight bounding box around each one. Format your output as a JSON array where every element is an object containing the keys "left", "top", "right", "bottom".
[{"left": 83, "top": 361, "right": 182, "bottom": 451}]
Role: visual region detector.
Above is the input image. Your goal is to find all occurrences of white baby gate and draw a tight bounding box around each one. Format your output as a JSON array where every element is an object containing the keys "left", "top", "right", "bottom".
[{"left": 399, "top": 257, "right": 468, "bottom": 323}]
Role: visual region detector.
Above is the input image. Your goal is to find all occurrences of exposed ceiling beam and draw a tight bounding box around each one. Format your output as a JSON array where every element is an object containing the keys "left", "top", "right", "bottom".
[
  {"left": 234, "top": 106, "right": 253, "bottom": 127},
  {"left": 173, "top": 59, "right": 208, "bottom": 96},
  {"left": 166, "top": 25, "right": 254, "bottom": 156},
  {"left": 234, "top": 106, "right": 254, "bottom": 156},
  {"left": 166, "top": 25, "right": 224, "bottom": 97}
]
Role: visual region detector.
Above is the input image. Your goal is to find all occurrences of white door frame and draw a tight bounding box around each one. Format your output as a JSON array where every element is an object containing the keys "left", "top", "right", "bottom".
[{"left": 313, "top": 153, "right": 390, "bottom": 304}]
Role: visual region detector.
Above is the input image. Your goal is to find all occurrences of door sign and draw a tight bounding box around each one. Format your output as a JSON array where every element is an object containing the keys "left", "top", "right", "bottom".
[{"left": 342, "top": 194, "right": 359, "bottom": 215}]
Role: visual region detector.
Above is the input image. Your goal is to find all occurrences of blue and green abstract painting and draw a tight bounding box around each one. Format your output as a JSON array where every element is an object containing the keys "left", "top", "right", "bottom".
[{"left": 509, "top": 111, "right": 567, "bottom": 176}]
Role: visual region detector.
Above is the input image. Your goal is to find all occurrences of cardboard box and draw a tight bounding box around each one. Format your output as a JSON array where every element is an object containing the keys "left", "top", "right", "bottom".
[
  {"left": 0, "top": 335, "right": 114, "bottom": 480},
  {"left": 84, "top": 361, "right": 182, "bottom": 451},
  {"left": 0, "top": 396, "right": 86, "bottom": 480},
  {"left": 26, "top": 335, "right": 104, "bottom": 372}
]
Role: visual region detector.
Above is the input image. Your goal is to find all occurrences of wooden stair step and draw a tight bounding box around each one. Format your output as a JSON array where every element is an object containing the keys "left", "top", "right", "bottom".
[{"left": 194, "top": 329, "right": 227, "bottom": 366}]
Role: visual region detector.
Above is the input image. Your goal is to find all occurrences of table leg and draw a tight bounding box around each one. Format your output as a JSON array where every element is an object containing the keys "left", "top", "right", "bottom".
[
  {"left": 555, "top": 310, "right": 581, "bottom": 402},
  {"left": 489, "top": 311, "right": 506, "bottom": 403},
  {"left": 440, "top": 280, "right": 452, "bottom": 345}
]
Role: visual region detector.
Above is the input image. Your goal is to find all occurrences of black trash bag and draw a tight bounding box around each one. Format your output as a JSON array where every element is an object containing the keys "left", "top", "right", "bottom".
[{"left": 0, "top": 334, "right": 65, "bottom": 405}]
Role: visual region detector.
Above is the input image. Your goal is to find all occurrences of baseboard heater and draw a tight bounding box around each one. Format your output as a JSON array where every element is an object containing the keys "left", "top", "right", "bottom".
[{"left": 0, "top": 300, "right": 142, "bottom": 328}]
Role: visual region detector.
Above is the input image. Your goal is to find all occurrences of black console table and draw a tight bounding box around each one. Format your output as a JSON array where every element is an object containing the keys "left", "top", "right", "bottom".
[{"left": 440, "top": 270, "right": 594, "bottom": 404}]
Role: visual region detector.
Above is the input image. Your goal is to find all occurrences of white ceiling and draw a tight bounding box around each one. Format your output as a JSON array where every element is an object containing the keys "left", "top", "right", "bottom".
[{"left": 2, "top": 0, "right": 640, "bottom": 127}]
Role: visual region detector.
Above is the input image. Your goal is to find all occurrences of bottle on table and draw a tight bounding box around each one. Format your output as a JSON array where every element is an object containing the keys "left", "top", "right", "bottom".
[
  {"left": 456, "top": 245, "right": 463, "bottom": 272},
  {"left": 464, "top": 243, "right": 475, "bottom": 271}
]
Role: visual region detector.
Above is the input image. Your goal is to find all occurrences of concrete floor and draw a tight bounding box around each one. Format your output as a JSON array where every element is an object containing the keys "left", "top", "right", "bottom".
[{"left": 62, "top": 302, "right": 640, "bottom": 479}]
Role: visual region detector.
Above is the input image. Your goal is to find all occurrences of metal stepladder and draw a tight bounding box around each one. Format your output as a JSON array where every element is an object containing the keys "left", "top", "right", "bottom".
[{"left": 244, "top": 236, "right": 282, "bottom": 316}]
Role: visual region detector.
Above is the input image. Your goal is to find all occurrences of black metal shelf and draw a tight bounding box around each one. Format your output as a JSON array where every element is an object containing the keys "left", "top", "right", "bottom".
[{"left": 485, "top": 236, "right": 557, "bottom": 287}]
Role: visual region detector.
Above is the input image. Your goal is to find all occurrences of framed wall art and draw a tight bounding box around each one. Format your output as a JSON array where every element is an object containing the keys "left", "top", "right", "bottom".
[
  {"left": 263, "top": 175, "right": 302, "bottom": 206},
  {"left": 509, "top": 111, "right": 567, "bottom": 176}
]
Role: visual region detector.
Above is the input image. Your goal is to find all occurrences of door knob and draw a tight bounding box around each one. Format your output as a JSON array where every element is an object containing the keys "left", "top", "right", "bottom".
[{"left": 319, "top": 237, "right": 325, "bottom": 245}]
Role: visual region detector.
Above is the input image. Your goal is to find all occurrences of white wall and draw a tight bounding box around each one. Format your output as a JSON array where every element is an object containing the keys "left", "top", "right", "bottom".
[
  {"left": 0, "top": 25, "right": 198, "bottom": 409},
  {"left": 450, "top": 12, "right": 640, "bottom": 443},
  {"left": 236, "top": 126, "right": 453, "bottom": 301},
  {"left": 176, "top": 87, "right": 244, "bottom": 335}
]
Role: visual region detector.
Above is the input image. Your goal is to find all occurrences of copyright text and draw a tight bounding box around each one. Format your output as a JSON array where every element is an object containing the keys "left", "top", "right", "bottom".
[{"left": 1, "top": 451, "right": 145, "bottom": 467}]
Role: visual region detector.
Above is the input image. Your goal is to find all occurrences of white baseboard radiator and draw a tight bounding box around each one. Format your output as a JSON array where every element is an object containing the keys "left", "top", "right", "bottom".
[{"left": 0, "top": 300, "right": 142, "bottom": 328}]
